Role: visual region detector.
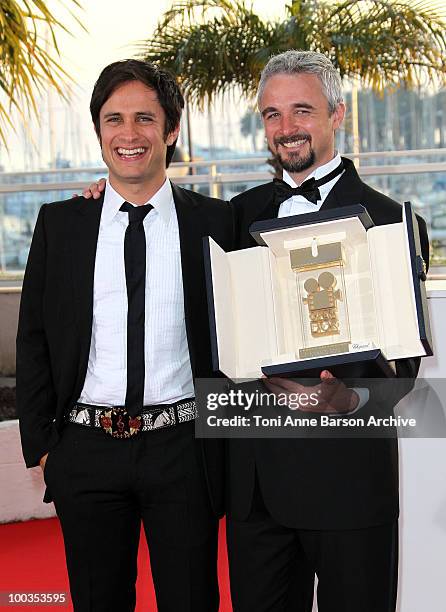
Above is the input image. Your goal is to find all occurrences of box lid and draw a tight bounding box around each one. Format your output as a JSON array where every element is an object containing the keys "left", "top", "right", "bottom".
[
  {"left": 250, "top": 205, "right": 374, "bottom": 246},
  {"left": 403, "top": 201, "right": 433, "bottom": 356}
]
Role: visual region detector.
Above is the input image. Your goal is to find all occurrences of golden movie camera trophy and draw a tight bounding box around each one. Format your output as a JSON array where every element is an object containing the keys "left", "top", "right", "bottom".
[{"left": 290, "top": 241, "right": 351, "bottom": 359}]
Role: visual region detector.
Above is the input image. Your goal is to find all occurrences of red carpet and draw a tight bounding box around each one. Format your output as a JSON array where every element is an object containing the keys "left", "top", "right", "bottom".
[{"left": 0, "top": 517, "right": 232, "bottom": 611}]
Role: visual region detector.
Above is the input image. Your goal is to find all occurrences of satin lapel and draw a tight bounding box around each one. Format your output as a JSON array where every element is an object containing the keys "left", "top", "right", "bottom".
[
  {"left": 252, "top": 183, "right": 277, "bottom": 223},
  {"left": 241, "top": 183, "right": 277, "bottom": 247},
  {"left": 172, "top": 184, "right": 207, "bottom": 373},
  {"left": 319, "top": 157, "right": 365, "bottom": 211},
  {"left": 69, "top": 194, "right": 104, "bottom": 394}
]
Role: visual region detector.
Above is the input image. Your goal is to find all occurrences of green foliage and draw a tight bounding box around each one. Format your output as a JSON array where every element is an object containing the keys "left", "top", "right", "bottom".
[
  {"left": 0, "top": 0, "right": 86, "bottom": 147},
  {"left": 139, "top": 0, "right": 446, "bottom": 107}
]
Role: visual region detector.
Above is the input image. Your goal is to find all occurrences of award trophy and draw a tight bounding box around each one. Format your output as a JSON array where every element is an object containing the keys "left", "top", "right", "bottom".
[
  {"left": 204, "top": 203, "right": 432, "bottom": 381},
  {"left": 290, "top": 241, "right": 351, "bottom": 359}
]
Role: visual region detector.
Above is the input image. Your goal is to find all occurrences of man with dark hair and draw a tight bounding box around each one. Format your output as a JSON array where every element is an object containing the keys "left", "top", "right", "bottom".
[
  {"left": 89, "top": 59, "right": 183, "bottom": 167},
  {"left": 17, "top": 59, "right": 232, "bottom": 612}
]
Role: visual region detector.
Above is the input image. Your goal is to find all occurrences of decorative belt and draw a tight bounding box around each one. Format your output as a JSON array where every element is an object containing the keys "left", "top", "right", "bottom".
[{"left": 67, "top": 399, "right": 197, "bottom": 439}]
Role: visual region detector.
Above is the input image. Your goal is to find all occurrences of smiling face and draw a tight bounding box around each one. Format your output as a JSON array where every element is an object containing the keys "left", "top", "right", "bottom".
[
  {"left": 259, "top": 72, "right": 345, "bottom": 182},
  {"left": 98, "top": 80, "right": 179, "bottom": 201}
]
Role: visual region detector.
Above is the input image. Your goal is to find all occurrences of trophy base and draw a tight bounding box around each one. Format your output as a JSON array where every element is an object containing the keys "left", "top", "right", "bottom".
[
  {"left": 299, "top": 342, "right": 350, "bottom": 359},
  {"left": 262, "top": 349, "right": 396, "bottom": 381}
]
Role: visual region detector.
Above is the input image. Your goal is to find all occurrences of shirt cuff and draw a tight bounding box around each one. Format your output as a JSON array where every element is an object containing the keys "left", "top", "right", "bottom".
[{"left": 344, "top": 387, "right": 369, "bottom": 415}]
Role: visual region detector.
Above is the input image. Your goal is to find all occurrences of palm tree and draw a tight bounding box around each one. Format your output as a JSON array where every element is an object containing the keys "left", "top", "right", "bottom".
[
  {"left": 139, "top": 0, "right": 446, "bottom": 107},
  {"left": 240, "top": 109, "right": 263, "bottom": 151},
  {"left": 0, "top": 0, "right": 85, "bottom": 147}
]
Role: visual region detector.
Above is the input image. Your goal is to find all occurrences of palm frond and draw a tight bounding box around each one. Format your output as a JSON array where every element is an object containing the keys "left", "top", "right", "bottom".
[
  {"left": 0, "top": 0, "right": 86, "bottom": 148},
  {"left": 139, "top": 0, "right": 446, "bottom": 108},
  {"left": 140, "top": 0, "right": 275, "bottom": 107}
]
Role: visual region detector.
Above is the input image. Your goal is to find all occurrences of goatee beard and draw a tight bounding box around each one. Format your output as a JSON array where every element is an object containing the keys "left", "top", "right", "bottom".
[{"left": 276, "top": 147, "right": 316, "bottom": 174}]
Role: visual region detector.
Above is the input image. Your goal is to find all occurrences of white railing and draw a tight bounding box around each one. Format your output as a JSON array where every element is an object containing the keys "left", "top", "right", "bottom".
[
  {"left": 1, "top": 148, "right": 446, "bottom": 275},
  {"left": 1, "top": 148, "right": 446, "bottom": 197}
]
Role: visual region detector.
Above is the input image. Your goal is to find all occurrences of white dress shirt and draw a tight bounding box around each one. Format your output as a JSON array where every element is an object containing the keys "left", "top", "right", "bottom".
[
  {"left": 78, "top": 179, "right": 194, "bottom": 406},
  {"left": 276, "top": 153, "right": 368, "bottom": 412},
  {"left": 278, "top": 152, "right": 344, "bottom": 217}
]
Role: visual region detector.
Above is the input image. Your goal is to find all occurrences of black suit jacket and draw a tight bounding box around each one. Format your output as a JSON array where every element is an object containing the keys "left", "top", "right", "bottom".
[
  {"left": 227, "top": 157, "right": 429, "bottom": 529},
  {"left": 16, "top": 184, "right": 233, "bottom": 516}
]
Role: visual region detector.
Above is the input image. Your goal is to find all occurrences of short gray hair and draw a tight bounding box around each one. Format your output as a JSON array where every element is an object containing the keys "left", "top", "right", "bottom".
[{"left": 257, "top": 50, "right": 343, "bottom": 115}]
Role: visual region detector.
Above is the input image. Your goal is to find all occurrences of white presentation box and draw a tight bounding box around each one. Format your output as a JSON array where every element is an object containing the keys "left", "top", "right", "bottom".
[{"left": 204, "top": 203, "right": 432, "bottom": 381}]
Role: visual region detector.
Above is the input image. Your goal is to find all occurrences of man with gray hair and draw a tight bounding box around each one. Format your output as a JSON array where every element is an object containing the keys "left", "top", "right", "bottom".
[{"left": 228, "top": 50, "right": 429, "bottom": 612}]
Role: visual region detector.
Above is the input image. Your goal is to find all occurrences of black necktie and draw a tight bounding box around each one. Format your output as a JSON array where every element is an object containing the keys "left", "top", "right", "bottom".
[
  {"left": 120, "top": 201, "right": 153, "bottom": 416},
  {"left": 273, "top": 160, "right": 344, "bottom": 207}
]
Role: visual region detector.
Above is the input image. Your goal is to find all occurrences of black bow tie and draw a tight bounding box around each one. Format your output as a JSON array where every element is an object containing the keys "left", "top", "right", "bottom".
[
  {"left": 273, "top": 160, "right": 344, "bottom": 207},
  {"left": 274, "top": 177, "right": 321, "bottom": 205}
]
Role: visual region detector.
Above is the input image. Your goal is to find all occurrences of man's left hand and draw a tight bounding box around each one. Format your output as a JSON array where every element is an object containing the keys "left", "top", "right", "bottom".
[{"left": 263, "top": 370, "right": 359, "bottom": 414}]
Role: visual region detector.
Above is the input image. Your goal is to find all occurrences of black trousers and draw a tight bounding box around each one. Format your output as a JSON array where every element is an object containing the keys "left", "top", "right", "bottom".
[
  {"left": 44, "top": 420, "right": 219, "bottom": 612},
  {"left": 227, "top": 478, "right": 398, "bottom": 612}
]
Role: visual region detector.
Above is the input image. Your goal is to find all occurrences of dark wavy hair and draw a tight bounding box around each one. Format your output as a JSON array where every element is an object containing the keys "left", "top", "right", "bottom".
[{"left": 90, "top": 59, "right": 184, "bottom": 167}]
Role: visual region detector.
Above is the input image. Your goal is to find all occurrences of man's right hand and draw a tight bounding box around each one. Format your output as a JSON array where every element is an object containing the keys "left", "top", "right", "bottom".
[
  {"left": 39, "top": 453, "right": 49, "bottom": 471},
  {"left": 263, "top": 370, "right": 360, "bottom": 414},
  {"left": 72, "top": 177, "right": 106, "bottom": 199}
]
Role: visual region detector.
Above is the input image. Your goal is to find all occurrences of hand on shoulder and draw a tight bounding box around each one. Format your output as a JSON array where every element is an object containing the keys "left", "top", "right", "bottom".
[{"left": 72, "top": 177, "right": 106, "bottom": 199}]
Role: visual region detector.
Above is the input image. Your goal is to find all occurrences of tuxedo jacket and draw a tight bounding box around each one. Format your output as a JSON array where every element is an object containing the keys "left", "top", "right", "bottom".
[
  {"left": 16, "top": 184, "right": 233, "bottom": 517},
  {"left": 227, "top": 157, "right": 429, "bottom": 530}
]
